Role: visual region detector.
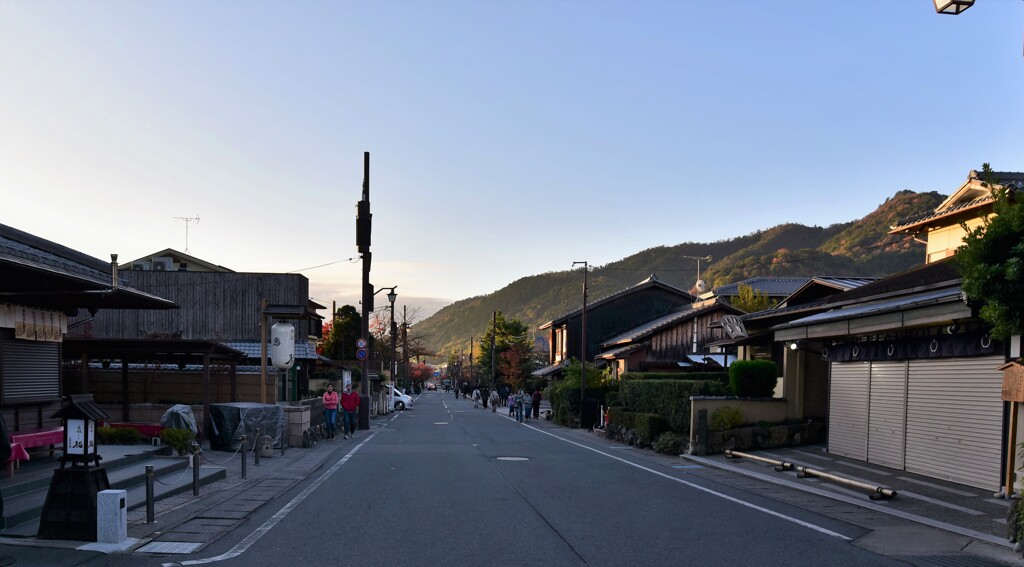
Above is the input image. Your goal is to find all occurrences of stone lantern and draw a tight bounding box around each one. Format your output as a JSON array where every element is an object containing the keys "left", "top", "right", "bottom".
[{"left": 37, "top": 394, "right": 112, "bottom": 541}]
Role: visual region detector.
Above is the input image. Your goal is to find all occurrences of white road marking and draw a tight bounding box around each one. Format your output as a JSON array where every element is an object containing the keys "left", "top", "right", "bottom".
[
  {"left": 161, "top": 432, "right": 378, "bottom": 566},
  {"left": 523, "top": 424, "right": 851, "bottom": 541}
]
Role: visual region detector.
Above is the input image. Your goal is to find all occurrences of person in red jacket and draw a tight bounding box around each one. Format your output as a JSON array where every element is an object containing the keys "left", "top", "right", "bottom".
[
  {"left": 340, "top": 383, "right": 361, "bottom": 439},
  {"left": 322, "top": 383, "right": 339, "bottom": 440}
]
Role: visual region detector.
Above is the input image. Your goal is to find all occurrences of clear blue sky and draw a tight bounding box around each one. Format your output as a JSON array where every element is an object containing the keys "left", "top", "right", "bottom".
[{"left": 2, "top": 1, "right": 1021, "bottom": 320}]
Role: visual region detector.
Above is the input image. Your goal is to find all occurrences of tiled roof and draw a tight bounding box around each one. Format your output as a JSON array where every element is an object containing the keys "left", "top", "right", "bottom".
[
  {"left": 712, "top": 277, "right": 810, "bottom": 297},
  {"left": 595, "top": 343, "right": 646, "bottom": 360},
  {"left": 600, "top": 303, "right": 739, "bottom": 347},
  {"left": 531, "top": 362, "right": 567, "bottom": 377},
  {"left": 822, "top": 259, "right": 959, "bottom": 305},
  {"left": 772, "top": 287, "right": 963, "bottom": 331},
  {"left": 224, "top": 341, "right": 319, "bottom": 360},
  {"left": 1, "top": 224, "right": 117, "bottom": 285},
  {"left": 539, "top": 274, "right": 693, "bottom": 329}
]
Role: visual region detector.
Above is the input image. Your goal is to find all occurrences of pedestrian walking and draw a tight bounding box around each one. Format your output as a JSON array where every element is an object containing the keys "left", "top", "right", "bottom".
[
  {"left": 322, "top": 383, "right": 339, "bottom": 440},
  {"left": 340, "top": 383, "right": 360, "bottom": 439},
  {"left": 489, "top": 389, "right": 500, "bottom": 413},
  {"left": 514, "top": 390, "right": 525, "bottom": 423},
  {"left": 524, "top": 391, "right": 533, "bottom": 421},
  {"left": 508, "top": 394, "right": 515, "bottom": 417},
  {"left": 532, "top": 388, "right": 542, "bottom": 420},
  {"left": 472, "top": 388, "right": 481, "bottom": 409},
  {"left": 499, "top": 385, "right": 509, "bottom": 406}
]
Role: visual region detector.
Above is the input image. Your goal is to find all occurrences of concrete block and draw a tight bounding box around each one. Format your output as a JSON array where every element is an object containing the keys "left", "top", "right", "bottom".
[{"left": 97, "top": 489, "right": 127, "bottom": 544}]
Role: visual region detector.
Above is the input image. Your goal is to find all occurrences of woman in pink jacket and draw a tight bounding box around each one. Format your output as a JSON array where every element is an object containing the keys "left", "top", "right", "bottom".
[{"left": 322, "top": 384, "right": 339, "bottom": 440}]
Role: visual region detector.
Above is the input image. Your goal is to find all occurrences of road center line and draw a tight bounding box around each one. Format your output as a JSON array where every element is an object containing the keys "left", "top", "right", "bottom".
[
  {"left": 162, "top": 431, "right": 379, "bottom": 566},
  {"left": 524, "top": 424, "right": 851, "bottom": 541}
]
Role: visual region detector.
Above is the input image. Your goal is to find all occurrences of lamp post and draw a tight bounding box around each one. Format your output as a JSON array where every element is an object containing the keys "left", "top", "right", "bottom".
[
  {"left": 388, "top": 289, "right": 398, "bottom": 398},
  {"left": 373, "top": 286, "right": 397, "bottom": 410},
  {"left": 572, "top": 261, "right": 588, "bottom": 427},
  {"left": 933, "top": 0, "right": 974, "bottom": 14}
]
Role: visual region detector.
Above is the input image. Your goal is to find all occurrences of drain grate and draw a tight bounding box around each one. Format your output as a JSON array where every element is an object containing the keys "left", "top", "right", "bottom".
[{"left": 137, "top": 541, "right": 203, "bottom": 554}]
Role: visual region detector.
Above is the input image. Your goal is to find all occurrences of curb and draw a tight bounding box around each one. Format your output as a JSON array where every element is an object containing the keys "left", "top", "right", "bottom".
[{"left": 681, "top": 453, "right": 1014, "bottom": 551}]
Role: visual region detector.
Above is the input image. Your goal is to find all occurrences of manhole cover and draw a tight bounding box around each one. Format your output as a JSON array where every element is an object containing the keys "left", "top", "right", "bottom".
[
  {"left": 496, "top": 457, "right": 529, "bottom": 461},
  {"left": 137, "top": 541, "right": 203, "bottom": 554}
]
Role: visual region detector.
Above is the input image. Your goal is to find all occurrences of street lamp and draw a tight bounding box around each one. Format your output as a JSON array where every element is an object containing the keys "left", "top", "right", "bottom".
[
  {"left": 934, "top": 0, "right": 974, "bottom": 14},
  {"left": 373, "top": 285, "right": 397, "bottom": 411}
]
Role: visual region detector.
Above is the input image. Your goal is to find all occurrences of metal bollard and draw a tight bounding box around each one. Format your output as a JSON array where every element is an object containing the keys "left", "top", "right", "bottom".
[
  {"left": 280, "top": 427, "right": 286, "bottom": 456},
  {"left": 145, "top": 465, "right": 155, "bottom": 524},
  {"left": 240, "top": 434, "right": 247, "bottom": 479},
  {"left": 254, "top": 430, "right": 261, "bottom": 466},
  {"left": 192, "top": 442, "right": 201, "bottom": 496}
]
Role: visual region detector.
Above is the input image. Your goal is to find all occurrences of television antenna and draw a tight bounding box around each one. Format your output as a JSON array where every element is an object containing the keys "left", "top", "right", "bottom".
[
  {"left": 681, "top": 255, "right": 712, "bottom": 293},
  {"left": 173, "top": 215, "right": 200, "bottom": 253}
]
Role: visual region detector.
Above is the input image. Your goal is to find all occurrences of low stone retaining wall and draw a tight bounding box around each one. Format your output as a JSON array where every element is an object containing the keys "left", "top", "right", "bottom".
[{"left": 705, "top": 422, "right": 825, "bottom": 454}]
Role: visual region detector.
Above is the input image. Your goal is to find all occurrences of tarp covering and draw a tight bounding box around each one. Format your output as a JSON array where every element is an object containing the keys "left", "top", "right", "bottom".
[
  {"left": 160, "top": 404, "right": 198, "bottom": 435},
  {"left": 208, "top": 403, "right": 285, "bottom": 452}
]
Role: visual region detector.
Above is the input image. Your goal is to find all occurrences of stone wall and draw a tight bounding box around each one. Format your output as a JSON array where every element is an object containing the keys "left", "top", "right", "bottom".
[{"left": 704, "top": 422, "right": 826, "bottom": 454}]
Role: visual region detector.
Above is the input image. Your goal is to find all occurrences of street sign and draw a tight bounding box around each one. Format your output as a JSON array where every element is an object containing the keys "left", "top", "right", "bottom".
[
  {"left": 356, "top": 349, "right": 367, "bottom": 360},
  {"left": 356, "top": 338, "right": 368, "bottom": 349}
]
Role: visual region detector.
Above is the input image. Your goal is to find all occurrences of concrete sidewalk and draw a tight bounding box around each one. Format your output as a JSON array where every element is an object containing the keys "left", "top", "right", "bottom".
[{"left": 683, "top": 445, "right": 1021, "bottom": 561}]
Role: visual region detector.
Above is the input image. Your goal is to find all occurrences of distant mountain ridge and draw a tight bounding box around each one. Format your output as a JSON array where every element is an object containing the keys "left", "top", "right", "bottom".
[{"left": 416, "top": 190, "right": 946, "bottom": 357}]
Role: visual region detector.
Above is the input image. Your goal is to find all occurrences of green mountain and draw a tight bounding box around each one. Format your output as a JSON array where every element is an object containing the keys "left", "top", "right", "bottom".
[{"left": 416, "top": 190, "right": 946, "bottom": 357}]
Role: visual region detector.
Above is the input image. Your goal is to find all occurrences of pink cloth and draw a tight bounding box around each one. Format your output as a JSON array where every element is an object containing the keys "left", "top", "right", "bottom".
[{"left": 8, "top": 443, "right": 29, "bottom": 462}]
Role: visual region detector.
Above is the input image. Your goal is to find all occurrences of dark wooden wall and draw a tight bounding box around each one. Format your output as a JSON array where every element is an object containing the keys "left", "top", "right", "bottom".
[
  {"left": 648, "top": 309, "right": 730, "bottom": 360},
  {"left": 565, "top": 288, "right": 692, "bottom": 363},
  {"left": 69, "top": 272, "right": 314, "bottom": 341}
]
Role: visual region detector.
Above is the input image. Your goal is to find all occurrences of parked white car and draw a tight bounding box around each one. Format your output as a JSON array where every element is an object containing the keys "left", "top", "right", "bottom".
[{"left": 387, "top": 385, "right": 413, "bottom": 410}]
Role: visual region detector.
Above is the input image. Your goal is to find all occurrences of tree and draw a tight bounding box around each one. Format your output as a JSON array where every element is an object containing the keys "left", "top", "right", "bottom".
[
  {"left": 729, "top": 283, "right": 778, "bottom": 313},
  {"left": 956, "top": 164, "right": 1024, "bottom": 340},
  {"left": 497, "top": 344, "right": 530, "bottom": 390},
  {"left": 475, "top": 311, "right": 533, "bottom": 386},
  {"left": 317, "top": 305, "right": 362, "bottom": 359}
]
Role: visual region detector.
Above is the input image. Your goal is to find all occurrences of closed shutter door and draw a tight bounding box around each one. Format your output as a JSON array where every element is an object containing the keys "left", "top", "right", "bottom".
[
  {"left": 1, "top": 338, "right": 60, "bottom": 403},
  {"left": 905, "top": 356, "right": 1004, "bottom": 490},
  {"left": 867, "top": 361, "right": 907, "bottom": 470},
  {"left": 828, "top": 362, "right": 870, "bottom": 460}
]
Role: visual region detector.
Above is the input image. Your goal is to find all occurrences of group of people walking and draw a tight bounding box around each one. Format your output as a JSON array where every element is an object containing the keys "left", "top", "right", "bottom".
[
  {"left": 467, "top": 385, "right": 543, "bottom": 423},
  {"left": 322, "top": 383, "right": 361, "bottom": 440},
  {"left": 508, "top": 389, "right": 542, "bottom": 423}
]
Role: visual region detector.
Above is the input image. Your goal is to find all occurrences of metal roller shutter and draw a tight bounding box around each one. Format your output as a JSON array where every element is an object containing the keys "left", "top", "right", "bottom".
[
  {"left": 905, "top": 356, "right": 1004, "bottom": 491},
  {"left": 1, "top": 338, "right": 61, "bottom": 403},
  {"left": 867, "top": 361, "right": 907, "bottom": 470},
  {"left": 828, "top": 362, "right": 869, "bottom": 460}
]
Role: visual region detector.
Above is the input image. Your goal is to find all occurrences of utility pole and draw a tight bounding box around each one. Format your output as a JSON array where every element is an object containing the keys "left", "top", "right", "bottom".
[
  {"left": 402, "top": 305, "right": 409, "bottom": 392},
  {"left": 490, "top": 311, "right": 497, "bottom": 391},
  {"left": 469, "top": 338, "right": 474, "bottom": 387},
  {"left": 357, "top": 152, "right": 372, "bottom": 430},
  {"left": 572, "top": 261, "right": 588, "bottom": 426}
]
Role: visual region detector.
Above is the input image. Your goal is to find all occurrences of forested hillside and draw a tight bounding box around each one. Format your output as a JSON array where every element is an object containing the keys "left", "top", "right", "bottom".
[{"left": 416, "top": 190, "right": 945, "bottom": 357}]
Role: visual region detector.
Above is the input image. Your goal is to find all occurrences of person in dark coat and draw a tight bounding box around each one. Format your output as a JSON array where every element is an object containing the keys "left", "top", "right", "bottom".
[{"left": 531, "top": 389, "right": 542, "bottom": 420}]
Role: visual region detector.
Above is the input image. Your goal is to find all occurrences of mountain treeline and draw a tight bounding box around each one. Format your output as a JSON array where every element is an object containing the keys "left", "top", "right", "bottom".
[{"left": 416, "top": 190, "right": 945, "bottom": 358}]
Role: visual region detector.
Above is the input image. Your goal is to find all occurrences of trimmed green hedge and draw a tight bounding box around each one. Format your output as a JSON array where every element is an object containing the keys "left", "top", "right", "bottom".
[
  {"left": 607, "top": 408, "right": 670, "bottom": 444},
  {"left": 620, "top": 379, "right": 730, "bottom": 434},
  {"left": 621, "top": 372, "right": 728, "bottom": 382},
  {"left": 97, "top": 426, "right": 141, "bottom": 445},
  {"left": 728, "top": 360, "right": 778, "bottom": 397}
]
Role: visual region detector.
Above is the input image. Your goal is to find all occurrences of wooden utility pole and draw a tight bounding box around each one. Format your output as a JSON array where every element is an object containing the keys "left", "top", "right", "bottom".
[
  {"left": 357, "top": 152, "right": 372, "bottom": 430},
  {"left": 490, "top": 311, "right": 496, "bottom": 390},
  {"left": 260, "top": 298, "right": 268, "bottom": 404}
]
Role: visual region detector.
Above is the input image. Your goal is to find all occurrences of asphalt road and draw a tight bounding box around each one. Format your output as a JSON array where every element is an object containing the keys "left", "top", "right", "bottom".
[{"left": 8, "top": 392, "right": 918, "bottom": 566}]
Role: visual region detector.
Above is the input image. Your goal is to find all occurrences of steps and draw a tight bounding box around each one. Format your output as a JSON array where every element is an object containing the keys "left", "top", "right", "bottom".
[{"left": 0, "top": 445, "right": 226, "bottom": 534}]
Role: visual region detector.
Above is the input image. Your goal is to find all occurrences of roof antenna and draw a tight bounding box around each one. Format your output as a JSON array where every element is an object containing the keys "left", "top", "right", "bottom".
[{"left": 173, "top": 215, "right": 200, "bottom": 254}]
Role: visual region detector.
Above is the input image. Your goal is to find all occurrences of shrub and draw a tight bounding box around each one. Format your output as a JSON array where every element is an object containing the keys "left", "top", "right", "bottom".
[
  {"left": 653, "top": 432, "right": 688, "bottom": 455},
  {"left": 620, "top": 379, "right": 730, "bottom": 434},
  {"left": 710, "top": 406, "right": 743, "bottom": 431},
  {"left": 160, "top": 428, "right": 196, "bottom": 455},
  {"left": 605, "top": 391, "right": 622, "bottom": 407},
  {"left": 97, "top": 426, "right": 142, "bottom": 445},
  {"left": 550, "top": 360, "right": 620, "bottom": 427},
  {"left": 729, "top": 360, "right": 778, "bottom": 397},
  {"left": 608, "top": 408, "right": 669, "bottom": 445},
  {"left": 621, "top": 372, "right": 728, "bottom": 383}
]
